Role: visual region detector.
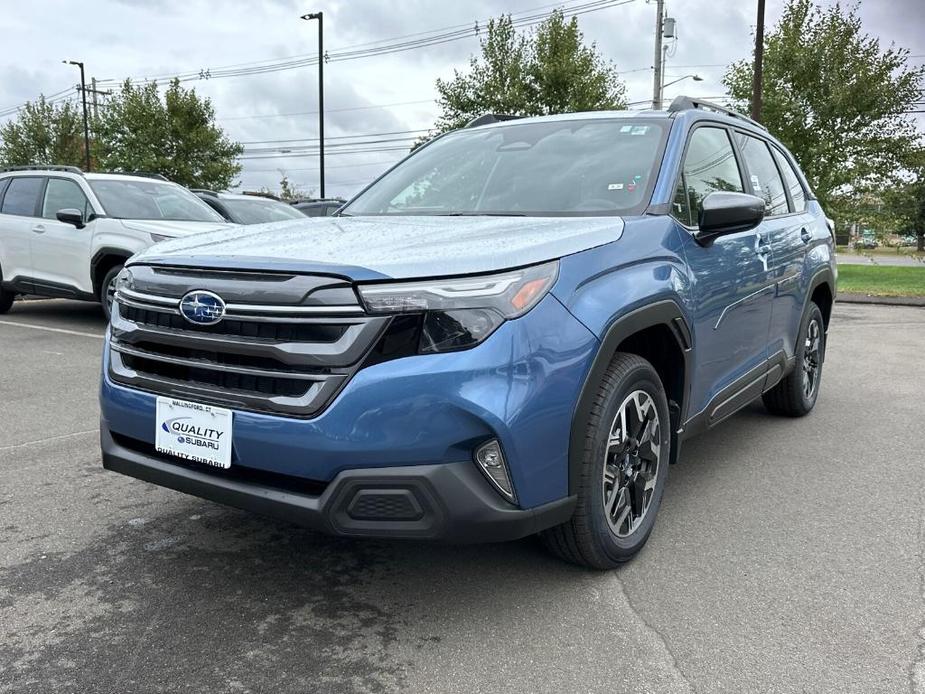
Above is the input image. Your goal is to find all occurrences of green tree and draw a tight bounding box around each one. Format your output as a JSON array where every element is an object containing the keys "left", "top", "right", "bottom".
[
  {"left": 431, "top": 10, "right": 626, "bottom": 135},
  {"left": 723, "top": 0, "right": 924, "bottom": 220},
  {"left": 0, "top": 97, "right": 85, "bottom": 167},
  {"left": 92, "top": 79, "right": 242, "bottom": 189}
]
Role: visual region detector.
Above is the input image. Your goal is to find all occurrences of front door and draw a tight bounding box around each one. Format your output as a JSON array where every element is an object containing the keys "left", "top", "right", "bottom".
[
  {"left": 30, "top": 176, "right": 96, "bottom": 296},
  {"left": 672, "top": 125, "right": 775, "bottom": 422}
]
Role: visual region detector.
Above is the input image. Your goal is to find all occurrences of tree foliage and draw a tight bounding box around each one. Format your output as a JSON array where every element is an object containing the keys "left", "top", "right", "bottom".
[
  {"left": 92, "top": 79, "right": 242, "bottom": 189},
  {"left": 431, "top": 10, "right": 626, "bottom": 135},
  {"left": 0, "top": 97, "right": 85, "bottom": 167},
  {"left": 723, "top": 0, "right": 924, "bottom": 220}
]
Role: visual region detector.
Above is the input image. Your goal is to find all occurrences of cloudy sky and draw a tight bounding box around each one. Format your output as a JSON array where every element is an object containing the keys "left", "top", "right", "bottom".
[{"left": 1, "top": 0, "right": 922, "bottom": 197}]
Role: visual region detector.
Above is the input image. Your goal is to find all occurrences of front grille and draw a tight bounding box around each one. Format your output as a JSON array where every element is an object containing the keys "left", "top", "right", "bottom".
[{"left": 108, "top": 265, "right": 390, "bottom": 417}]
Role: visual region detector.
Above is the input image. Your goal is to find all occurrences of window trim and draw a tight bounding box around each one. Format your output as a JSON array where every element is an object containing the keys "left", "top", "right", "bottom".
[
  {"left": 0, "top": 177, "right": 10, "bottom": 210},
  {"left": 41, "top": 175, "right": 95, "bottom": 221},
  {"left": 770, "top": 144, "right": 808, "bottom": 214},
  {"left": 731, "top": 129, "right": 808, "bottom": 221},
  {"left": 670, "top": 122, "right": 747, "bottom": 231},
  {"left": 0, "top": 175, "right": 48, "bottom": 218}
]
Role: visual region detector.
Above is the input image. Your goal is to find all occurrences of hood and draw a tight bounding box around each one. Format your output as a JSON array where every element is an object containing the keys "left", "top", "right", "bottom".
[
  {"left": 120, "top": 219, "right": 236, "bottom": 237},
  {"left": 128, "top": 215, "right": 625, "bottom": 281}
]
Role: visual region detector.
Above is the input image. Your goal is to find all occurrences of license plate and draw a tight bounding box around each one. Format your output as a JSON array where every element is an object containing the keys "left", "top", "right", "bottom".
[{"left": 155, "top": 397, "right": 232, "bottom": 469}]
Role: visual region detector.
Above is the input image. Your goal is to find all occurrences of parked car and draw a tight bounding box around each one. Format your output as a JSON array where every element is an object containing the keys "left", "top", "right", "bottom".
[
  {"left": 194, "top": 190, "right": 307, "bottom": 225},
  {"left": 100, "top": 97, "right": 836, "bottom": 568},
  {"left": 854, "top": 237, "right": 879, "bottom": 249},
  {"left": 292, "top": 198, "right": 346, "bottom": 217},
  {"left": 899, "top": 235, "right": 917, "bottom": 247},
  {"left": 0, "top": 166, "right": 231, "bottom": 318}
]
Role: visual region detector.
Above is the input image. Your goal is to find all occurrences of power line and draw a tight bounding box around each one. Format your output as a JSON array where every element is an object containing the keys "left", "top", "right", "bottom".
[
  {"left": 220, "top": 98, "right": 435, "bottom": 122},
  {"left": 91, "top": 0, "right": 636, "bottom": 88},
  {"left": 239, "top": 128, "right": 428, "bottom": 145}
]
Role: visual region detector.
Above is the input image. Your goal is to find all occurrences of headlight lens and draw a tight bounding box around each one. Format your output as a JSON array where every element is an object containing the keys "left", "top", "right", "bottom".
[
  {"left": 358, "top": 261, "right": 558, "bottom": 353},
  {"left": 114, "top": 267, "right": 135, "bottom": 294}
]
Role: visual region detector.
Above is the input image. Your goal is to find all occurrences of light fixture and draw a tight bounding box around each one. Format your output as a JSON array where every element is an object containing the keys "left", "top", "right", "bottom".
[{"left": 474, "top": 439, "right": 516, "bottom": 503}]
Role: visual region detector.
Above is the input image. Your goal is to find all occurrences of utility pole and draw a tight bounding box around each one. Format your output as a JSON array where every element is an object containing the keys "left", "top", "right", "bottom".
[
  {"left": 652, "top": 0, "right": 665, "bottom": 110},
  {"left": 751, "top": 0, "right": 766, "bottom": 122},
  {"left": 63, "top": 60, "right": 91, "bottom": 171},
  {"left": 300, "top": 11, "right": 325, "bottom": 198}
]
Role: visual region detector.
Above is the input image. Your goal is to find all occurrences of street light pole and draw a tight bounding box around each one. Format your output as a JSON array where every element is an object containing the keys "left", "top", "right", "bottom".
[
  {"left": 63, "top": 60, "right": 91, "bottom": 171},
  {"left": 300, "top": 11, "right": 325, "bottom": 198},
  {"left": 660, "top": 74, "right": 703, "bottom": 103}
]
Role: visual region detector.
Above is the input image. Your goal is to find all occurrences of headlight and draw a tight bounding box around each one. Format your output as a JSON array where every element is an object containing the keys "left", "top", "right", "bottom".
[
  {"left": 358, "top": 261, "right": 558, "bottom": 353},
  {"left": 115, "top": 267, "right": 135, "bottom": 294}
]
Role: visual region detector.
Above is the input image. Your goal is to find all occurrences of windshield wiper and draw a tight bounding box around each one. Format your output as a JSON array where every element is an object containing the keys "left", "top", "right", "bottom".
[{"left": 436, "top": 212, "right": 526, "bottom": 217}]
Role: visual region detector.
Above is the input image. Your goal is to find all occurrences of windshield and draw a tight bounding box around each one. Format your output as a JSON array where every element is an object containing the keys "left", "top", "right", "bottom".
[
  {"left": 222, "top": 197, "right": 306, "bottom": 224},
  {"left": 342, "top": 118, "right": 667, "bottom": 217},
  {"left": 89, "top": 179, "right": 225, "bottom": 222}
]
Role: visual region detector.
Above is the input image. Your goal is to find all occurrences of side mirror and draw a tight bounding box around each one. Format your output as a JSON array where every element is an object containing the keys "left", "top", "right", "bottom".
[
  {"left": 56, "top": 208, "right": 85, "bottom": 229},
  {"left": 694, "top": 192, "right": 765, "bottom": 246}
]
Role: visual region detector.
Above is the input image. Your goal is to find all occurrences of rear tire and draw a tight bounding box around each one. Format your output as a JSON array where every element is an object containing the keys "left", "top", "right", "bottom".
[
  {"left": 763, "top": 302, "right": 825, "bottom": 417},
  {"left": 0, "top": 289, "right": 14, "bottom": 314},
  {"left": 541, "top": 352, "right": 670, "bottom": 569},
  {"left": 100, "top": 265, "right": 123, "bottom": 322}
]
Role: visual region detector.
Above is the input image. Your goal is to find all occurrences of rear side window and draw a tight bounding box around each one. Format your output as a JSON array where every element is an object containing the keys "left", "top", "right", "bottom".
[
  {"left": 735, "top": 134, "right": 788, "bottom": 216},
  {"left": 772, "top": 148, "right": 806, "bottom": 213},
  {"left": 43, "top": 178, "right": 91, "bottom": 219},
  {"left": 1, "top": 177, "right": 44, "bottom": 217},
  {"left": 673, "top": 127, "right": 744, "bottom": 227}
]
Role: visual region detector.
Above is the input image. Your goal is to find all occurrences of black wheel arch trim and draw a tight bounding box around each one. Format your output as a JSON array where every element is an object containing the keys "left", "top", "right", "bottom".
[
  {"left": 805, "top": 266, "right": 835, "bottom": 329},
  {"left": 568, "top": 299, "right": 692, "bottom": 495},
  {"left": 91, "top": 247, "right": 133, "bottom": 297}
]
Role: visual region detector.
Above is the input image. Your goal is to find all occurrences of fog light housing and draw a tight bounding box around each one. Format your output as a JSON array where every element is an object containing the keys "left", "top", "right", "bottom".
[{"left": 474, "top": 439, "right": 516, "bottom": 503}]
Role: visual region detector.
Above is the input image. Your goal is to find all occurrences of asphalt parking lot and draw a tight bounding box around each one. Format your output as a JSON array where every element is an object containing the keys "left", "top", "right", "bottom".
[{"left": 1, "top": 299, "right": 923, "bottom": 694}]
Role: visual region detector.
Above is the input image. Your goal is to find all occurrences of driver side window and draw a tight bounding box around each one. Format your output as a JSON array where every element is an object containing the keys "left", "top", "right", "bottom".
[{"left": 672, "top": 127, "right": 744, "bottom": 227}]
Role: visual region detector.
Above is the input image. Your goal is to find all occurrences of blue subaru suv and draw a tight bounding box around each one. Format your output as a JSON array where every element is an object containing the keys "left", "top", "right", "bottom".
[{"left": 100, "top": 97, "right": 835, "bottom": 568}]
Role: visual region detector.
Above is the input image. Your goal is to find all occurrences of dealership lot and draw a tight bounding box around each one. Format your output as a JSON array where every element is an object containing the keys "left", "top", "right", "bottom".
[{"left": 1, "top": 300, "right": 923, "bottom": 693}]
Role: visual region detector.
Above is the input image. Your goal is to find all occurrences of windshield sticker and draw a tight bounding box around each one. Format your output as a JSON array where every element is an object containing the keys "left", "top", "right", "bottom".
[
  {"left": 751, "top": 174, "right": 762, "bottom": 191},
  {"left": 630, "top": 126, "right": 649, "bottom": 135},
  {"left": 608, "top": 183, "right": 624, "bottom": 190},
  {"left": 620, "top": 125, "right": 633, "bottom": 132}
]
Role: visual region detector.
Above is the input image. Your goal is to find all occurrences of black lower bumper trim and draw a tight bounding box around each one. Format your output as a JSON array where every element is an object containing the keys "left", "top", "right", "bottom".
[{"left": 100, "top": 424, "right": 576, "bottom": 543}]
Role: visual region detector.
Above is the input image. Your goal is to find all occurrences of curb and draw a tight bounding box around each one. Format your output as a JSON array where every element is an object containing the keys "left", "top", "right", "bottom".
[{"left": 837, "top": 293, "right": 925, "bottom": 308}]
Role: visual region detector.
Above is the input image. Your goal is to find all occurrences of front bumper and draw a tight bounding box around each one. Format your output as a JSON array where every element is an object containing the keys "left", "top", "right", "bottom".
[
  {"left": 101, "top": 294, "right": 600, "bottom": 509},
  {"left": 101, "top": 424, "right": 576, "bottom": 542}
]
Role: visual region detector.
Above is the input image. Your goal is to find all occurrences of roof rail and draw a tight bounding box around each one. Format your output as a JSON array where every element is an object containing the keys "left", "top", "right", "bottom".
[
  {"left": 667, "top": 96, "right": 767, "bottom": 131},
  {"left": 0, "top": 164, "right": 84, "bottom": 175},
  {"left": 190, "top": 188, "right": 219, "bottom": 197},
  {"left": 465, "top": 113, "right": 525, "bottom": 128},
  {"left": 241, "top": 190, "right": 282, "bottom": 201},
  {"left": 121, "top": 171, "right": 170, "bottom": 181}
]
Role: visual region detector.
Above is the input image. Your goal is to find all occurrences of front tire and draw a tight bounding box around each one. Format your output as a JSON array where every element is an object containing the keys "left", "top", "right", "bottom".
[
  {"left": 542, "top": 353, "right": 670, "bottom": 569},
  {"left": 100, "top": 265, "right": 123, "bottom": 322},
  {"left": 762, "top": 302, "right": 825, "bottom": 417}
]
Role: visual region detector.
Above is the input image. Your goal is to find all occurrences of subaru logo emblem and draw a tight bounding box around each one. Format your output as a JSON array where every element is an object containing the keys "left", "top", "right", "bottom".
[{"left": 179, "top": 290, "right": 226, "bottom": 326}]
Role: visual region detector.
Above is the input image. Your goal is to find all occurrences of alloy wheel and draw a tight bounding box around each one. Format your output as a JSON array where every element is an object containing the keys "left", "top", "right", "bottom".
[
  {"left": 602, "top": 390, "right": 662, "bottom": 538},
  {"left": 802, "top": 317, "right": 822, "bottom": 399}
]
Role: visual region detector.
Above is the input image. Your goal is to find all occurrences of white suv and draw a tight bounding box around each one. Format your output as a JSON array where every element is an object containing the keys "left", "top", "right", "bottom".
[{"left": 0, "top": 166, "right": 232, "bottom": 318}]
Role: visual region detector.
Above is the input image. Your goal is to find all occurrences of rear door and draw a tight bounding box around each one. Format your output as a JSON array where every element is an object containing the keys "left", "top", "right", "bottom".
[
  {"left": 673, "top": 125, "right": 775, "bottom": 422},
  {"left": 31, "top": 176, "right": 97, "bottom": 295},
  {"left": 734, "top": 133, "right": 810, "bottom": 367},
  {"left": 0, "top": 176, "right": 46, "bottom": 292}
]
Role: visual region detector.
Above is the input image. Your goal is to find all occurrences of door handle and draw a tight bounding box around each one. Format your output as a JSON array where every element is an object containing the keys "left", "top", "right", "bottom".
[
  {"left": 800, "top": 227, "right": 812, "bottom": 244},
  {"left": 31, "top": 224, "right": 46, "bottom": 234}
]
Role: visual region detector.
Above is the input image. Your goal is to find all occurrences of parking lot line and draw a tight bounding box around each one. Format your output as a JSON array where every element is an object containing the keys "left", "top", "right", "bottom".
[
  {"left": 0, "top": 319, "right": 104, "bottom": 340},
  {"left": 0, "top": 429, "right": 98, "bottom": 453}
]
